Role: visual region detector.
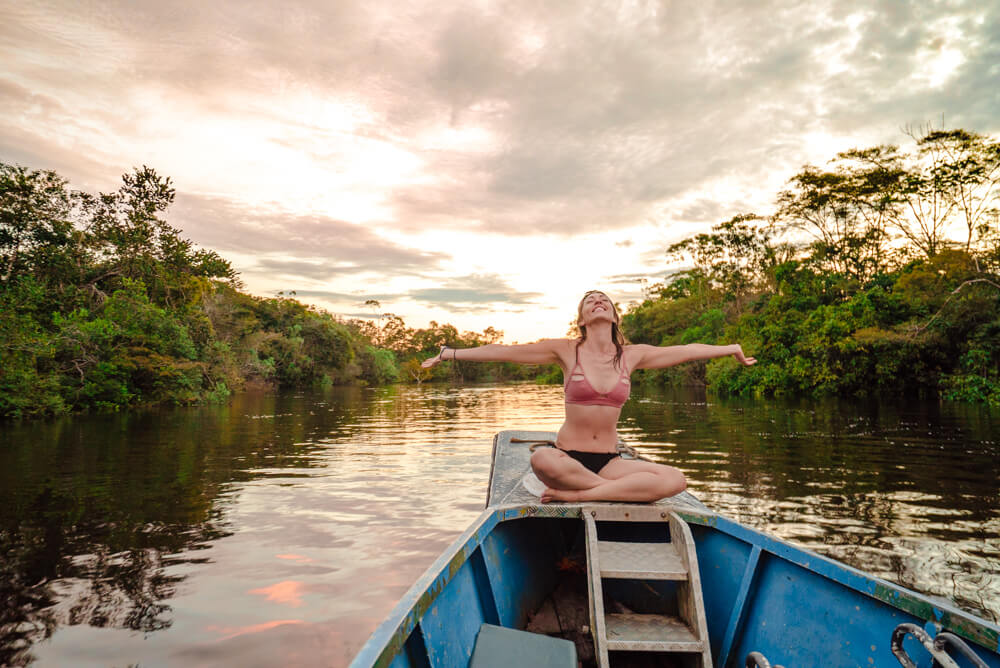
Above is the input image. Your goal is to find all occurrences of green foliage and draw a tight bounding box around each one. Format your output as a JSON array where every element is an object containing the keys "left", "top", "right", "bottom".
[
  {"left": 1, "top": 160, "right": 530, "bottom": 418},
  {"left": 939, "top": 317, "right": 1000, "bottom": 405},
  {"left": 692, "top": 264, "right": 959, "bottom": 399},
  {"left": 625, "top": 125, "right": 1000, "bottom": 405},
  {"left": 624, "top": 279, "right": 717, "bottom": 346},
  {"left": 342, "top": 316, "right": 539, "bottom": 385},
  {"left": 8, "top": 124, "right": 1000, "bottom": 415},
  {"left": 51, "top": 280, "right": 202, "bottom": 409},
  {"left": 679, "top": 308, "right": 725, "bottom": 344},
  {"left": 0, "top": 163, "right": 81, "bottom": 286},
  {"left": 87, "top": 166, "right": 236, "bottom": 304},
  {"left": 533, "top": 365, "right": 564, "bottom": 384},
  {"left": 665, "top": 214, "right": 786, "bottom": 301},
  {"left": 0, "top": 277, "right": 64, "bottom": 417},
  {"left": 0, "top": 162, "right": 405, "bottom": 419},
  {"left": 358, "top": 346, "right": 400, "bottom": 385}
]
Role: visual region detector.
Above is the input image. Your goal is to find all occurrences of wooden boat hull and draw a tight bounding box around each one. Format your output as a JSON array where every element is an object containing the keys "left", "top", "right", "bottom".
[{"left": 351, "top": 431, "right": 1000, "bottom": 668}]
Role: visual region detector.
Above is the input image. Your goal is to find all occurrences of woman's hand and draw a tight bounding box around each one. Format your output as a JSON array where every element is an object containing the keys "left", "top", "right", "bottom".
[
  {"left": 732, "top": 345, "right": 757, "bottom": 366},
  {"left": 421, "top": 346, "right": 447, "bottom": 369}
]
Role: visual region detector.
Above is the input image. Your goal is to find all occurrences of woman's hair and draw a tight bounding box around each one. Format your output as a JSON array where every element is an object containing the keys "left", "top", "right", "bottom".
[{"left": 575, "top": 290, "right": 626, "bottom": 370}]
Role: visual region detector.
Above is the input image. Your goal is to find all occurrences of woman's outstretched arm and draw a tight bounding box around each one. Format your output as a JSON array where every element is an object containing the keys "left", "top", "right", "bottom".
[
  {"left": 632, "top": 343, "right": 756, "bottom": 370},
  {"left": 421, "top": 339, "right": 566, "bottom": 369}
]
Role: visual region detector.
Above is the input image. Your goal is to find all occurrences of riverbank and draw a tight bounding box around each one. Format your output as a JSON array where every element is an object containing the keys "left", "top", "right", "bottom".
[
  {"left": 1, "top": 162, "right": 551, "bottom": 419},
  {"left": 6, "top": 144, "right": 1000, "bottom": 421}
]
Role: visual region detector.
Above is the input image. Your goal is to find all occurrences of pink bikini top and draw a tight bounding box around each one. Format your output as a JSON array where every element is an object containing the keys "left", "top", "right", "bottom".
[{"left": 564, "top": 346, "right": 631, "bottom": 408}]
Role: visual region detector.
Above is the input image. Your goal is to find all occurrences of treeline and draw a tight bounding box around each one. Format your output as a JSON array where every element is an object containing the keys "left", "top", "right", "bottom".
[
  {"left": 349, "top": 311, "right": 550, "bottom": 384},
  {"left": 0, "top": 162, "right": 541, "bottom": 419},
  {"left": 6, "top": 124, "right": 999, "bottom": 418},
  {"left": 623, "top": 126, "right": 1000, "bottom": 405}
]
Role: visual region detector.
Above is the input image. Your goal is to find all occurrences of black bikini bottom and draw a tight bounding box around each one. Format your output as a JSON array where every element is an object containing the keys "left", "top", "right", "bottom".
[
  {"left": 514, "top": 439, "right": 623, "bottom": 475},
  {"left": 560, "top": 448, "right": 620, "bottom": 474}
]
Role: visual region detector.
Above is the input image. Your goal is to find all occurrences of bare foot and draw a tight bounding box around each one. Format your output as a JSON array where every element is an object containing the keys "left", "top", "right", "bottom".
[{"left": 541, "top": 487, "right": 582, "bottom": 504}]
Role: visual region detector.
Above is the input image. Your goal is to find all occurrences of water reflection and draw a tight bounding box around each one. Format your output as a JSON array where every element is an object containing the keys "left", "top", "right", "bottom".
[
  {"left": 621, "top": 388, "right": 1000, "bottom": 623},
  {"left": 0, "top": 384, "right": 997, "bottom": 666}
]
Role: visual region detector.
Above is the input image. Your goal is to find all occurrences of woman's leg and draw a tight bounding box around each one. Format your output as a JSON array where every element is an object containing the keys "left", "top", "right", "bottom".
[
  {"left": 530, "top": 448, "right": 606, "bottom": 492},
  {"left": 542, "top": 458, "right": 687, "bottom": 503}
]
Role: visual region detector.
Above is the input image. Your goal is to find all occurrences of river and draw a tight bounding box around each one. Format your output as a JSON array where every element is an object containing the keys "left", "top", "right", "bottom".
[{"left": 1, "top": 384, "right": 997, "bottom": 666}]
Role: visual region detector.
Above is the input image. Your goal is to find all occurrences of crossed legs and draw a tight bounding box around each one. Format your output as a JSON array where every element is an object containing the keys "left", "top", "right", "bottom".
[{"left": 529, "top": 447, "right": 687, "bottom": 504}]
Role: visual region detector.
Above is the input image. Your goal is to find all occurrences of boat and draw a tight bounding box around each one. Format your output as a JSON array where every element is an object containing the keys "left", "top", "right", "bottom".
[{"left": 350, "top": 430, "right": 1000, "bottom": 667}]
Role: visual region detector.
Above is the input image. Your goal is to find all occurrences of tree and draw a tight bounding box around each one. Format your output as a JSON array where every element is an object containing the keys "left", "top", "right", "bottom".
[
  {"left": 666, "top": 213, "right": 790, "bottom": 302},
  {"left": 402, "top": 358, "right": 431, "bottom": 384},
  {"left": 479, "top": 326, "right": 503, "bottom": 345},
  {"left": 776, "top": 163, "right": 892, "bottom": 282},
  {"left": 88, "top": 166, "right": 235, "bottom": 303},
  {"left": 915, "top": 128, "right": 1000, "bottom": 253},
  {"left": 363, "top": 299, "right": 383, "bottom": 345},
  {"left": 895, "top": 124, "right": 961, "bottom": 257},
  {"left": 830, "top": 145, "right": 907, "bottom": 271},
  {"left": 0, "top": 163, "right": 79, "bottom": 285}
]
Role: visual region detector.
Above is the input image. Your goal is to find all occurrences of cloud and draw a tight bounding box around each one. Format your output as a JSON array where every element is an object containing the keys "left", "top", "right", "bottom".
[
  {"left": 170, "top": 194, "right": 447, "bottom": 282},
  {"left": 248, "top": 581, "right": 307, "bottom": 607},
  {"left": 381, "top": 2, "right": 999, "bottom": 235},
  {"left": 3, "top": 0, "right": 1000, "bottom": 339},
  {"left": 408, "top": 273, "right": 542, "bottom": 305},
  {"left": 409, "top": 285, "right": 538, "bottom": 306},
  {"left": 0, "top": 78, "right": 126, "bottom": 186},
  {"left": 338, "top": 312, "right": 383, "bottom": 319},
  {"left": 603, "top": 270, "right": 677, "bottom": 283},
  {"left": 7, "top": 3, "right": 999, "bottom": 236},
  {"left": 286, "top": 274, "right": 543, "bottom": 313},
  {"left": 290, "top": 290, "right": 397, "bottom": 304},
  {"left": 676, "top": 199, "right": 729, "bottom": 225}
]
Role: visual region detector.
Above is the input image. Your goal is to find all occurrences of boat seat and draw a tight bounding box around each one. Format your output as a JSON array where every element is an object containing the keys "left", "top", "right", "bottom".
[{"left": 469, "top": 623, "right": 576, "bottom": 668}]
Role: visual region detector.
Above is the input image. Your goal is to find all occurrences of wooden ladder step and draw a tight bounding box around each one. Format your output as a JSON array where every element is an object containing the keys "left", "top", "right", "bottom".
[
  {"left": 584, "top": 510, "right": 714, "bottom": 667},
  {"left": 598, "top": 540, "right": 688, "bottom": 580},
  {"left": 605, "top": 613, "right": 704, "bottom": 652}
]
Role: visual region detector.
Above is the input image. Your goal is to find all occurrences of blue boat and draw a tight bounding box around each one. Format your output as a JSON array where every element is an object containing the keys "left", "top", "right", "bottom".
[{"left": 351, "top": 430, "right": 1000, "bottom": 668}]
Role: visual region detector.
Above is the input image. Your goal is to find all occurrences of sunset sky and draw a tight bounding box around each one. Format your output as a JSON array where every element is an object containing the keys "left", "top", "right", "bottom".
[{"left": 3, "top": 1, "right": 998, "bottom": 342}]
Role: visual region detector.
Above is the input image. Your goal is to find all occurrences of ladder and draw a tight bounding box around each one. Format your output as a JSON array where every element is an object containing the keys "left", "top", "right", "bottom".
[{"left": 584, "top": 507, "right": 713, "bottom": 668}]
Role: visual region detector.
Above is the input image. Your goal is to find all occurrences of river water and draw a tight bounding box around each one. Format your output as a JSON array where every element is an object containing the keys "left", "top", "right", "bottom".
[{"left": 1, "top": 384, "right": 997, "bottom": 666}]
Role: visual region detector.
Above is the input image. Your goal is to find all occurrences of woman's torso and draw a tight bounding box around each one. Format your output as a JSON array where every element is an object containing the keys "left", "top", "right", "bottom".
[{"left": 557, "top": 342, "right": 635, "bottom": 453}]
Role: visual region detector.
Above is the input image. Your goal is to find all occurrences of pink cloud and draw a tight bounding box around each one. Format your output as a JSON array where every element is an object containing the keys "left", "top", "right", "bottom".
[
  {"left": 249, "top": 580, "right": 307, "bottom": 607},
  {"left": 276, "top": 553, "right": 315, "bottom": 563},
  {"left": 206, "top": 619, "right": 306, "bottom": 642}
]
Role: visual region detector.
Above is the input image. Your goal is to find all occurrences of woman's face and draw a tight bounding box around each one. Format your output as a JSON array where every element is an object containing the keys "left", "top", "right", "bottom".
[{"left": 578, "top": 291, "right": 617, "bottom": 327}]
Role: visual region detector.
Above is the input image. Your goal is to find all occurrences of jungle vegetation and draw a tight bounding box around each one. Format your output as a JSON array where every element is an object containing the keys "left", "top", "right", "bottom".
[
  {"left": 0, "top": 162, "right": 534, "bottom": 418},
  {"left": 3, "top": 125, "right": 999, "bottom": 418},
  {"left": 623, "top": 126, "right": 1000, "bottom": 405}
]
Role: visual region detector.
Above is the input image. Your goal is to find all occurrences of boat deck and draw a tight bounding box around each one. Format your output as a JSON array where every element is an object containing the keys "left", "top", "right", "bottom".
[{"left": 486, "top": 429, "right": 707, "bottom": 510}]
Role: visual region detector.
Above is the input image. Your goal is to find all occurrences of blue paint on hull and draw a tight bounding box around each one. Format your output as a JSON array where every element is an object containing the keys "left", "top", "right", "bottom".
[
  {"left": 352, "top": 506, "right": 1000, "bottom": 668},
  {"left": 353, "top": 431, "right": 1000, "bottom": 668}
]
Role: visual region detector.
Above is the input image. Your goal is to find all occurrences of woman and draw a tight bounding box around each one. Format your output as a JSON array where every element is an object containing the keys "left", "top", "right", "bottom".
[{"left": 422, "top": 290, "right": 756, "bottom": 503}]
